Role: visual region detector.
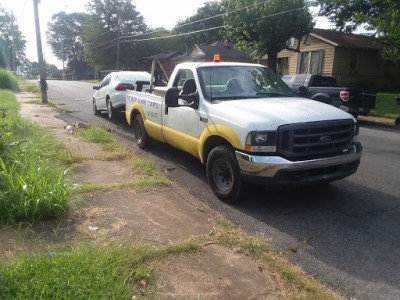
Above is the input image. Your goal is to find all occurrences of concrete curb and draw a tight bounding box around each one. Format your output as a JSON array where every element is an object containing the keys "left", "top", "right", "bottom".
[{"left": 357, "top": 115, "right": 399, "bottom": 129}]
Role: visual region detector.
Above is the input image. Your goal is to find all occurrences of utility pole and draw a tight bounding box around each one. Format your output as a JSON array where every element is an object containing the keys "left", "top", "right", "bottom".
[
  {"left": 33, "top": 0, "right": 48, "bottom": 103},
  {"left": 117, "top": 6, "right": 121, "bottom": 71},
  {"left": 61, "top": 40, "right": 66, "bottom": 80}
]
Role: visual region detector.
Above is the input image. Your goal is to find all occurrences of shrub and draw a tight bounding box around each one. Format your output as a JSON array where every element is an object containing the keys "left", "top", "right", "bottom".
[{"left": 0, "top": 69, "right": 19, "bottom": 91}]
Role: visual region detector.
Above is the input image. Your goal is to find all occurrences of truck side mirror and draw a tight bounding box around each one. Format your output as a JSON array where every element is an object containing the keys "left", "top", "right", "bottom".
[
  {"left": 165, "top": 87, "right": 179, "bottom": 114},
  {"left": 93, "top": 85, "right": 100, "bottom": 90},
  {"left": 165, "top": 87, "right": 179, "bottom": 107}
]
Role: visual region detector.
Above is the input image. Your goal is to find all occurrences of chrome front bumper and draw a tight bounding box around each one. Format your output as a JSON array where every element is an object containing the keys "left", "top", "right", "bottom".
[{"left": 235, "top": 142, "right": 362, "bottom": 183}]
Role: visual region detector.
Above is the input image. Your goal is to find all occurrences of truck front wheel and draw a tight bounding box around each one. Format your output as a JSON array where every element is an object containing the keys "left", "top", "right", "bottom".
[
  {"left": 133, "top": 114, "right": 150, "bottom": 149},
  {"left": 206, "top": 146, "right": 243, "bottom": 203}
]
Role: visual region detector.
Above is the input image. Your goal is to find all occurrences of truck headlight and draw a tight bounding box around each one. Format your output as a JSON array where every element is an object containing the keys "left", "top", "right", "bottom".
[{"left": 245, "top": 131, "right": 277, "bottom": 152}]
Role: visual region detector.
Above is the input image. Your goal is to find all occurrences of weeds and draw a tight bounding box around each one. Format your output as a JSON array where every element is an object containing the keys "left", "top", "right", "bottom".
[
  {"left": 0, "top": 90, "right": 72, "bottom": 224},
  {"left": 0, "top": 241, "right": 199, "bottom": 299},
  {"left": 75, "top": 178, "right": 169, "bottom": 194},
  {"left": 76, "top": 125, "right": 115, "bottom": 145},
  {"left": 0, "top": 69, "right": 18, "bottom": 91}
]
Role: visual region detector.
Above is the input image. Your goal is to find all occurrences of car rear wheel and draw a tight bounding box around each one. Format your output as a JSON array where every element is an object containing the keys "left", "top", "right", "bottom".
[
  {"left": 206, "top": 146, "right": 243, "bottom": 203},
  {"left": 133, "top": 114, "right": 150, "bottom": 149},
  {"left": 93, "top": 100, "right": 100, "bottom": 116},
  {"left": 107, "top": 99, "right": 114, "bottom": 119}
]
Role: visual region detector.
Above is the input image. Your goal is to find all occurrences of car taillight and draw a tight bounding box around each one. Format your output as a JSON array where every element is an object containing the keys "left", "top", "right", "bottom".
[
  {"left": 115, "top": 84, "right": 134, "bottom": 91},
  {"left": 340, "top": 91, "right": 349, "bottom": 101}
]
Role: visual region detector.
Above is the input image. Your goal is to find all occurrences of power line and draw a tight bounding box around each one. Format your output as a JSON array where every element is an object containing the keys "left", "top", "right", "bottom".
[
  {"left": 87, "top": 0, "right": 272, "bottom": 51},
  {"left": 92, "top": 7, "right": 304, "bottom": 52},
  {"left": 20, "top": 0, "right": 27, "bottom": 19}
]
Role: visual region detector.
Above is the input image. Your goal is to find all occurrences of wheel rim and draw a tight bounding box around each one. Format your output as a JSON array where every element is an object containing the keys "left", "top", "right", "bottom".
[
  {"left": 107, "top": 101, "right": 112, "bottom": 118},
  {"left": 134, "top": 120, "right": 143, "bottom": 143},
  {"left": 212, "top": 158, "right": 233, "bottom": 192}
]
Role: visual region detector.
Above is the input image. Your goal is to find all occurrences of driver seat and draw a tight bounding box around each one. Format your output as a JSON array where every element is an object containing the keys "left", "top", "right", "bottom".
[
  {"left": 225, "top": 78, "right": 243, "bottom": 94},
  {"left": 181, "top": 79, "right": 197, "bottom": 95}
]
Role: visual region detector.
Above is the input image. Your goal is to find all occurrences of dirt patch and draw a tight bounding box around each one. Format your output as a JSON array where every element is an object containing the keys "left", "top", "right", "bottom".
[
  {"left": 75, "top": 187, "right": 213, "bottom": 243},
  {"left": 156, "top": 244, "right": 283, "bottom": 300},
  {"left": 69, "top": 159, "right": 135, "bottom": 185}
]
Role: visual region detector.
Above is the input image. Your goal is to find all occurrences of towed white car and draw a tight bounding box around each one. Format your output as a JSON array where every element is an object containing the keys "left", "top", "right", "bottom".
[{"left": 93, "top": 71, "right": 151, "bottom": 119}]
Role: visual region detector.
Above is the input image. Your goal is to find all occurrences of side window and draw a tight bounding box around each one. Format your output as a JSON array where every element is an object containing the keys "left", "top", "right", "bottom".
[
  {"left": 173, "top": 69, "right": 197, "bottom": 95},
  {"left": 101, "top": 76, "right": 111, "bottom": 88}
]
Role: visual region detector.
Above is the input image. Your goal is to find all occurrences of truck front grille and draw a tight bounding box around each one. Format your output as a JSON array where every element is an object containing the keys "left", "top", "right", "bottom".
[{"left": 278, "top": 120, "right": 354, "bottom": 160}]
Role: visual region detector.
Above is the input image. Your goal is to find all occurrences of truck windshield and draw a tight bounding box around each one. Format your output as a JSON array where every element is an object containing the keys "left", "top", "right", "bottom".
[{"left": 198, "top": 65, "right": 294, "bottom": 101}]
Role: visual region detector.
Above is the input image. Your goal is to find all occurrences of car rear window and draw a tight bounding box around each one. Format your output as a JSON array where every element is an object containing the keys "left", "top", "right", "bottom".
[
  {"left": 115, "top": 73, "right": 150, "bottom": 82},
  {"left": 293, "top": 76, "right": 307, "bottom": 87}
]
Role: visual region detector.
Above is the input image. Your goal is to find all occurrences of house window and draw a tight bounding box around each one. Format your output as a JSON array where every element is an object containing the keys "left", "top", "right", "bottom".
[{"left": 297, "top": 50, "right": 324, "bottom": 74}]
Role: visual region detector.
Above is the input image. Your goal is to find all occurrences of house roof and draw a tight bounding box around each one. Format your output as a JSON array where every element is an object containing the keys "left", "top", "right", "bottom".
[
  {"left": 311, "top": 28, "right": 384, "bottom": 50},
  {"left": 189, "top": 40, "right": 252, "bottom": 60},
  {"left": 143, "top": 51, "right": 183, "bottom": 62}
]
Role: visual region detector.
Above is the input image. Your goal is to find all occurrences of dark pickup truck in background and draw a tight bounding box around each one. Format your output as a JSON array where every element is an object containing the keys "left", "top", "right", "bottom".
[{"left": 282, "top": 74, "right": 376, "bottom": 117}]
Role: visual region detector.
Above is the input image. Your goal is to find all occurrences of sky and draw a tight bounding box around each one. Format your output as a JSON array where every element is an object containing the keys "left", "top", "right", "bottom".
[{"left": 1, "top": 0, "right": 332, "bottom": 69}]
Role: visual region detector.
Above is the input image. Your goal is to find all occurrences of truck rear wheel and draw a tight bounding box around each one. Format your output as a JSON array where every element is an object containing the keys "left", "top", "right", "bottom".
[
  {"left": 206, "top": 146, "right": 243, "bottom": 203},
  {"left": 133, "top": 114, "right": 150, "bottom": 149}
]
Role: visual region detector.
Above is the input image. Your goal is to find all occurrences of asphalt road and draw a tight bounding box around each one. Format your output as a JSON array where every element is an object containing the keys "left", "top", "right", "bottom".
[{"left": 47, "top": 80, "right": 400, "bottom": 300}]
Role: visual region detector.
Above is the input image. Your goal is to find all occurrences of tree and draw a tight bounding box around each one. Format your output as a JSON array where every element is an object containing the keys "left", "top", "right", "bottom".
[
  {"left": 316, "top": 0, "right": 400, "bottom": 62},
  {"left": 139, "top": 28, "right": 186, "bottom": 55},
  {"left": 174, "top": 1, "right": 225, "bottom": 50},
  {"left": 0, "top": 6, "right": 26, "bottom": 71},
  {"left": 222, "top": 0, "right": 314, "bottom": 73},
  {"left": 47, "top": 12, "right": 88, "bottom": 78},
  {"left": 47, "top": 12, "right": 88, "bottom": 63},
  {"left": 46, "top": 63, "right": 61, "bottom": 78},
  {"left": 83, "top": 0, "right": 148, "bottom": 70}
]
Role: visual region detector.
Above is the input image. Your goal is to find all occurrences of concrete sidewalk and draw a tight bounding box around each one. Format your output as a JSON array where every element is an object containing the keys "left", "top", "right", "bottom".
[{"left": 14, "top": 92, "right": 288, "bottom": 299}]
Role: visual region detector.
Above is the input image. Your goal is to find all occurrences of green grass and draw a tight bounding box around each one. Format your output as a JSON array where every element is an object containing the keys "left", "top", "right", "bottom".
[
  {"left": 369, "top": 92, "right": 400, "bottom": 118},
  {"left": 76, "top": 124, "right": 166, "bottom": 177},
  {"left": 76, "top": 125, "right": 116, "bottom": 145},
  {"left": 19, "top": 81, "right": 40, "bottom": 93},
  {"left": 0, "top": 89, "right": 73, "bottom": 224},
  {"left": 0, "top": 241, "right": 199, "bottom": 299},
  {"left": 75, "top": 178, "right": 169, "bottom": 194},
  {"left": 0, "top": 69, "right": 18, "bottom": 91}
]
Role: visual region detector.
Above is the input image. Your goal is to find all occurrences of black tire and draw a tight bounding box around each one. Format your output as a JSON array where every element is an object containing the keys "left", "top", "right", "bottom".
[
  {"left": 107, "top": 99, "right": 114, "bottom": 119},
  {"left": 206, "top": 146, "right": 243, "bottom": 203},
  {"left": 395, "top": 117, "right": 400, "bottom": 126},
  {"left": 133, "top": 114, "right": 150, "bottom": 149},
  {"left": 93, "top": 100, "right": 100, "bottom": 116}
]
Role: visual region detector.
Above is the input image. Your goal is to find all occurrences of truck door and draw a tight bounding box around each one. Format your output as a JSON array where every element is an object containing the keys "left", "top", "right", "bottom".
[{"left": 162, "top": 69, "right": 205, "bottom": 158}]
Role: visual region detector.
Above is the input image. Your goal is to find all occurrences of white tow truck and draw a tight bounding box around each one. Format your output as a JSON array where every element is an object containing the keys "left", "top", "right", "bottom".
[{"left": 125, "top": 58, "right": 362, "bottom": 202}]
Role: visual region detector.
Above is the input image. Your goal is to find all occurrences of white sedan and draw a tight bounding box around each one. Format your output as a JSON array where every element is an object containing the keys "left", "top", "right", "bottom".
[{"left": 92, "top": 71, "right": 151, "bottom": 119}]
